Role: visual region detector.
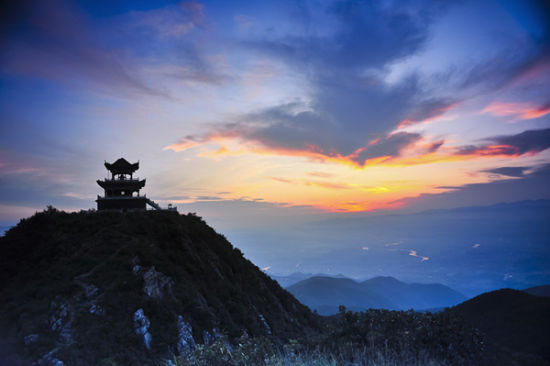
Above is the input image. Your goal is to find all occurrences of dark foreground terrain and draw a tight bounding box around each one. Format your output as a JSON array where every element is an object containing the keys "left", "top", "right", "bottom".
[{"left": 0, "top": 208, "right": 548, "bottom": 365}]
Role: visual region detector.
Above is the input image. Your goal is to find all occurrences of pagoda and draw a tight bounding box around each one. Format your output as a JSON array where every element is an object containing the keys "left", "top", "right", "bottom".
[{"left": 96, "top": 158, "right": 147, "bottom": 210}]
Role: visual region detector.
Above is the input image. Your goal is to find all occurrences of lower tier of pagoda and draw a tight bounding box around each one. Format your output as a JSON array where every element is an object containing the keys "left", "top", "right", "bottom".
[{"left": 96, "top": 196, "right": 147, "bottom": 210}]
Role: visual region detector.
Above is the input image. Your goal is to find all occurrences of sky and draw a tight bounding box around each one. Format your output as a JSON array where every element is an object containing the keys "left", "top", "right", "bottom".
[{"left": 1, "top": 0, "right": 549, "bottom": 295}]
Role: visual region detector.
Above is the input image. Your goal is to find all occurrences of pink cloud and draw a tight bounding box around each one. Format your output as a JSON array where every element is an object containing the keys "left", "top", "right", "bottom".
[{"left": 481, "top": 101, "right": 550, "bottom": 120}]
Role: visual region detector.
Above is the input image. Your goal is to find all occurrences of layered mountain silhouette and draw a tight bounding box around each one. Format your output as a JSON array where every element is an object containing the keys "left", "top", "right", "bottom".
[
  {"left": 0, "top": 208, "right": 316, "bottom": 365},
  {"left": 288, "top": 275, "right": 466, "bottom": 315},
  {"left": 269, "top": 272, "right": 348, "bottom": 288}
]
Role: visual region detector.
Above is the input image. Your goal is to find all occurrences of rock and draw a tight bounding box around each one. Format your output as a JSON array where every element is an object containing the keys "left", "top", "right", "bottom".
[
  {"left": 24, "top": 334, "right": 39, "bottom": 345},
  {"left": 36, "top": 348, "right": 64, "bottom": 366},
  {"left": 134, "top": 308, "right": 152, "bottom": 350},
  {"left": 143, "top": 266, "right": 173, "bottom": 299},
  {"left": 49, "top": 302, "right": 74, "bottom": 345},
  {"left": 132, "top": 256, "right": 141, "bottom": 274},
  {"left": 258, "top": 314, "right": 272, "bottom": 335},
  {"left": 49, "top": 303, "right": 68, "bottom": 332},
  {"left": 89, "top": 304, "right": 103, "bottom": 315},
  {"left": 202, "top": 328, "right": 221, "bottom": 345},
  {"left": 176, "top": 315, "right": 195, "bottom": 354}
]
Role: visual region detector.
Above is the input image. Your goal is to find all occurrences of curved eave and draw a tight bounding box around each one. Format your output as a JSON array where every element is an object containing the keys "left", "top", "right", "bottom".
[
  {"left": 105, "top": 161, "right": 139, "bottom": 174},
  {"left": 97, "top": 179, "right": 146, "bottom": 190}
]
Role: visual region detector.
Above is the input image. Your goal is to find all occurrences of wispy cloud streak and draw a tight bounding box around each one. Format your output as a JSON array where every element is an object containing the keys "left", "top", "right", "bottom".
[{"left": 481, "top": 101, "right": 550, "bottom": 120}]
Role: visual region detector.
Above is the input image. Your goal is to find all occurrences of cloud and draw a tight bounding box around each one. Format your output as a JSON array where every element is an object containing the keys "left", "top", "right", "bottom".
[
  {"left": 472, "top": 243, "right": 481, "bottom": 248},
  {"left": 350, "top": 132, "right": 422, "bottom": 165},
  {"left": 164, "top": 104, "right": 428, "bottom": 167},
  {"left": 270, "top": 177, "right": 294, "bottom": 184},
  {"left": 167, "top": 1, "right": 459, "bottom": 165},
  {"left": 459, "top": 0, "right": 550, "bottom": 93},
  {"left": 394, "top": 163, "right": 550, "bottom": 212},
  {"left": 0, "top": 1, "right": 226, "bottom": 96},
  {"left": 409, "top": 250, "right": 429, "bottom": 261},
  {"left": 163, "top": 3, "right": 548, "bottom": 169},
  {"left": 483, "top": 167, "right": 527, "bottom": 178},
  {"left": 196, "top": 195, "right": 223, "bottom": 201},
  {"left": 398, "top": 99, "right": 459, "bottom": 128},
  {"left": 308, "top": 171, "right": 335, "bottom": 178},
  {"left": 0, "top": 0, "right": 164, "bottom": 97},
  {"left": 304, "top": 180, "right": 349, "bottom": 190},
  {"left": 125, "top": 2, "right": 205, "bottom": 39},
  {"left": 457, "top": 128, "right": 550, "bottom": 157},
  {"left": 481, "top": 101, "right": 550, "bottom": 120},
  {"left": 166, "top": 118, "right": 550, "bottom": 170},
  {"left": 269, "top": 176, "right": 390, "bottom": 196}
]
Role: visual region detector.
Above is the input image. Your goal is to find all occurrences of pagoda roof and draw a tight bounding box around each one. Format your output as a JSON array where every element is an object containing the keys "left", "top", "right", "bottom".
[
  {"left": 105, "top": 158, "right": 139, "bottom": 173},
  {"left": 97, "top": 179, "right": 145, "bottom": 190}
]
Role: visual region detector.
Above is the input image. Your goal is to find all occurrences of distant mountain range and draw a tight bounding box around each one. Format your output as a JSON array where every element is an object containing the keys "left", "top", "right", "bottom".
[
  {"left": 269, "top": 272, "right": 348, "bottom": 288},
  {"left": 287, "top": 275, "right": 467, "bottom": 315},
  {"left": 286, "top": 275, "right": 550, "bottom": 362}
]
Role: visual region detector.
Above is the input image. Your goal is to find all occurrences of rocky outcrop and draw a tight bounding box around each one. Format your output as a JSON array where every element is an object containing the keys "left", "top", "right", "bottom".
[
  {"left": 176, "top": 315, "right": 195, "bottom": 354},
  {"left": 134, "top": 308, "right": 152, "bottom": 350},
  {"left": 258, "top": 314, "right": 272, "bottom": 335},
  {"left": 142, "top": 266, "right": 173, "bottom": 299},
  {"left": 49, "top": 301, "right": 74, "bottom": 345}
]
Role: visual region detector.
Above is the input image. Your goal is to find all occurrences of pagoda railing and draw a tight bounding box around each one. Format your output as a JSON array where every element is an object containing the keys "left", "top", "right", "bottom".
[
  {"left": 97, "top": 194, "right": 147, "bottom": 199},
  {"left": 102, "top": 177, "right": 142, "bottom": 181}
]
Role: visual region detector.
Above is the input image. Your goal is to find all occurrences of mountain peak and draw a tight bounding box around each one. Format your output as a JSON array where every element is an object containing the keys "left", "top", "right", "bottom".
[{"left": 0, "top": 209, "right": 316, "bottom": 364}]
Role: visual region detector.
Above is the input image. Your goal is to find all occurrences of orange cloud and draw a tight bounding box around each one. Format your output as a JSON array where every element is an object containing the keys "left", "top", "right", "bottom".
[
  {"left": 270, "top": 176, "right": 294, "bottom": 184},
  {"left": 164, "top": 127, "right": 550, "bottom": 170},
  {"left": 164, "top": 138, "right": 517, "bottom": 169},
  {"left": 303, "top": 180, "right": 349, "bottom": 190},
  {"left": 307, "top": 171, "right": 335, "bottom": 178},
  {"left": 270, "top": 176, "right": 392, "bottom": 194},
  {"left": 481, "top": 101, "right": 550, "bottom": 120}
]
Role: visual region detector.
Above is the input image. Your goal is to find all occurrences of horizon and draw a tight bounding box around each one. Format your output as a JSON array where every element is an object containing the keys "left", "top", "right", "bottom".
[{"left": 1, "top": 1, "right": 549, "bottom": 298}]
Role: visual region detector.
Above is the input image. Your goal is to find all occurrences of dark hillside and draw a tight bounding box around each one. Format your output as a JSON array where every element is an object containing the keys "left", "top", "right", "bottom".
[
  {"left": 0, "top": 208, "right": 317, "bottom": 365},
  {"left": 525, "top": 285, "right": 550, "bottom": 297},
  {"left": 451, "top": 289, "right": 550, "bottom": 363}
]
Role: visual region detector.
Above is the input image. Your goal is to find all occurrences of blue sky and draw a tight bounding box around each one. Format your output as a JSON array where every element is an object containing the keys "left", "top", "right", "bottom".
[{"left": 1, "top": 0, "right": 549, "bottom": 295}]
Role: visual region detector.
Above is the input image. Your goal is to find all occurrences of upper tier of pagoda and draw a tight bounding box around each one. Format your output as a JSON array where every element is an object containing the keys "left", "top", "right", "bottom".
[
  {"left": 105, "top": 158, "right": 139, "bottom": 176},
  {"left": 96, "top": 177, "right": 145, "bottom": 192}
]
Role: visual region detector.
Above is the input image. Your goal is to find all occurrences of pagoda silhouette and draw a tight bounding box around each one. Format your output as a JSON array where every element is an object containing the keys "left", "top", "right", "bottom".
[{"left": 96, "top": 158, "right": 175, "bottom": 211}]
